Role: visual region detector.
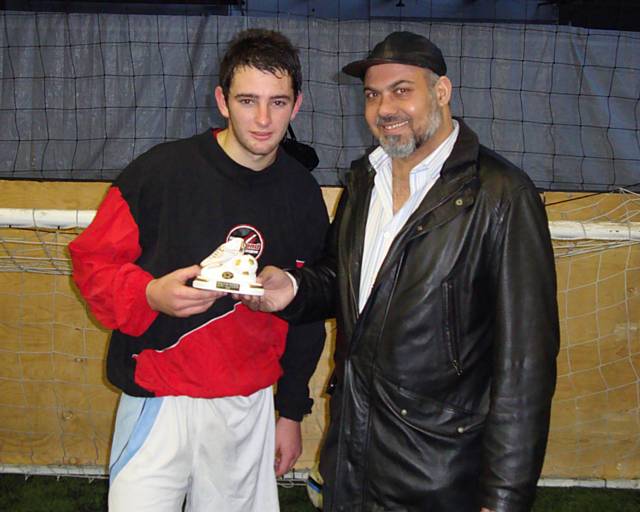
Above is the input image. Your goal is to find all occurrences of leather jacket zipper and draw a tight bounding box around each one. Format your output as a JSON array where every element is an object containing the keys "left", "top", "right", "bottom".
[
  {"left": 359, "top": 254, "right": 405, "bottom": 506},
  {"left": 443, "top": 281, "right": 463, "bottom": 376},
  {"left": 348, "top": 269, "right": 358, "bottom": 322}
]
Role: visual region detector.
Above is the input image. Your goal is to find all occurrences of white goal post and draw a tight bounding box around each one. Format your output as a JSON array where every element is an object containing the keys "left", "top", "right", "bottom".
[
  {"left": 0, "top": 208, "right": 96, "bottom": 230},
  {"left": 1, "top": 207, "right": 639, "bottom": 275},
  {"left": 1, "top": 208, "right": 639, "bottom": 239},
  {"left": 550, "top": 220, "right": 640, "bottom": 241}
]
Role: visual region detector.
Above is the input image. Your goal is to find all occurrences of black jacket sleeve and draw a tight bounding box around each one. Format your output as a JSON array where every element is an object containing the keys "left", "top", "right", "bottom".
[
  {"left": 478, "top": 185, "right": 559, "bottom": 511},
  {"left": 274, "top": 178, "right": 330, "bottom": 421},
  {"left": 275, "top": 321, "right": 326, "bottom": 421},
  {"left": 280, "top": 185, "right": 348, "bottom": 324}
]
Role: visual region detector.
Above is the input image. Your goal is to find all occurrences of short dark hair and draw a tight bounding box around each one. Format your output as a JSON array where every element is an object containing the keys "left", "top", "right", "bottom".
[{"left": 219, "top": 29, "right": 302, "bottom": 100}]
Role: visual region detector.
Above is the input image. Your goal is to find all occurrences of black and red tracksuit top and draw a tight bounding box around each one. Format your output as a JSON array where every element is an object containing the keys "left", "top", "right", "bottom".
[{"left": 69, "top": 129, "right": 329, "bottom": 420}]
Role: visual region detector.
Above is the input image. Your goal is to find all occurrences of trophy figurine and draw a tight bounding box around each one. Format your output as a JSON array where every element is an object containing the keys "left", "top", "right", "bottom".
[{"left": 192, "top": 237, "right": 264, "bottom": 296}]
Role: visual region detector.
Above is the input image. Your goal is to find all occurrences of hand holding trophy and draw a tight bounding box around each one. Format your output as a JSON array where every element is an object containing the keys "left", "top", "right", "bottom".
[{"left": 193, "top": 237, "right": 264, "bottom": 296}]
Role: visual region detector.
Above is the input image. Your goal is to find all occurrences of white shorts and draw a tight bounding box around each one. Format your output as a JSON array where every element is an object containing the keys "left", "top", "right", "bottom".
[{"left": 108, "top": 388, "right": 279, "bottom": 512}]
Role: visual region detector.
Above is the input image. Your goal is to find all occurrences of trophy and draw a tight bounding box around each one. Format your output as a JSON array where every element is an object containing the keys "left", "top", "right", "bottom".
[{"left": 192, "top": 237, "right": 264, "bottom": 296}]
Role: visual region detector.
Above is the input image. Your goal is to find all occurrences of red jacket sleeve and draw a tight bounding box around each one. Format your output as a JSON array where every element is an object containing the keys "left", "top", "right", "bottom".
[{"left": 69, "top": 186, "right": 158, "bottom": 336}]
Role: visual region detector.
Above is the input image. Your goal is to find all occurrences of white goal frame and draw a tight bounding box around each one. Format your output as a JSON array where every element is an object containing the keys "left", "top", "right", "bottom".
[{"left": 1, "top": 208, "right": 639, "bottom": 241}]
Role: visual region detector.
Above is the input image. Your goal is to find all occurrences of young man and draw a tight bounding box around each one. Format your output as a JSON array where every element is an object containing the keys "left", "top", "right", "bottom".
[
  {"left": 69, "top": 29, "right": 328, "bottom": 512},
  {"left": 247, "top": 32, "right": 559, "bottom": 512}
]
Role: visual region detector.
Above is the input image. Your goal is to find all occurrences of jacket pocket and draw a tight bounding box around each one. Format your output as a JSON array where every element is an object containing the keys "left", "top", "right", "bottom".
[
  {"left": 442, "top": 279, "right": 463, "bottom": 375},
  {"left": 375, "top": 375, "right": 484, "bottom": 438}
]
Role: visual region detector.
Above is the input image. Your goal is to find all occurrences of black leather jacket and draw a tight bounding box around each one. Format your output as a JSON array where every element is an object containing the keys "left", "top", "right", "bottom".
[{"left": 286, "top": 120, "right": 559, "bottom": 512}]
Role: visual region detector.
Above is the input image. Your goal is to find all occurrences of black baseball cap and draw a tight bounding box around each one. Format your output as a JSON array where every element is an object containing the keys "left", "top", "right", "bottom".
[{"left": 342, "top": 31, "right": 447, "bottom": 80}]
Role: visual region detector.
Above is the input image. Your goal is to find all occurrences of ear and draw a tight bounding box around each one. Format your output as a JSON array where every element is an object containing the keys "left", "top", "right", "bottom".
[
  {"left": 289, "top": 92, "right": 304, "bottom": 121},
  {"left": 214, "top": 86, "right": 230, "bottom": 119},
  {"left": 434, "top": 76, "right": 452, "bottom": 107}
]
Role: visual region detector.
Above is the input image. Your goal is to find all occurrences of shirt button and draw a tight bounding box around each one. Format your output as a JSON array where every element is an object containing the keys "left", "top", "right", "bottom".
[
  {"left": 457, "top": 426, "right": 466, "bottom": 433},
  {"left": 455, "top": 198, "right": 464, "bottom": 206},
  {"left": 416, "top": 225, "right": 423, "bottom": 232},
  {"left": 400, "top": 409, "right": 408, "bottom": 416}
]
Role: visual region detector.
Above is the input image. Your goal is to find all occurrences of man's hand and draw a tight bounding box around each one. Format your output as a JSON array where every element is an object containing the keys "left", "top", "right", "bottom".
[
  {"left": 146, "top": 265, "right": 226, "bottom": 317},
  {"left": 233, "top": 265, "right": 296, "bottom": 313},
  {"left": 274, "top": 416, "right": 302, "bottom": 477}
]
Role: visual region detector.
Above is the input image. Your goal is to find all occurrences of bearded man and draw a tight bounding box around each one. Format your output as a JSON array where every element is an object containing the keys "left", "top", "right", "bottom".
[{"left": 244, "top": 31, "right": 560, "bottom": 512}]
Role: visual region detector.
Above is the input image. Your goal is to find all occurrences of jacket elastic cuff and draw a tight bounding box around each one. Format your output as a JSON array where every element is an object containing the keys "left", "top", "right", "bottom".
[
  {"left": 114, "top": 264, "right": 158, "bottom": 336},
  {"left": 275, "top": 396, "right": 313, "bottom": 422}
]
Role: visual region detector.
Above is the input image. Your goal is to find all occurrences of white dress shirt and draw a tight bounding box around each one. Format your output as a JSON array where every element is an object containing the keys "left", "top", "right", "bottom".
[{"left": 358, "top": 120, "right": 460, "bottom": 312}]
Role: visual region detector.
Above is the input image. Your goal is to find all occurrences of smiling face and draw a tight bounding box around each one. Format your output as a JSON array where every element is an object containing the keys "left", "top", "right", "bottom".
[
  {"left": 363, "top": 63, "right": 452, "bottom": 161},
  {"left": 215, "top": 65, "right": 302, "bottom": 170}
]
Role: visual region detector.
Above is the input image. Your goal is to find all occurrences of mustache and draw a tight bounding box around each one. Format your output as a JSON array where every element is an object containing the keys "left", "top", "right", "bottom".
[{"left": 376, "top": 115, "right": 410, "bottom": 127}]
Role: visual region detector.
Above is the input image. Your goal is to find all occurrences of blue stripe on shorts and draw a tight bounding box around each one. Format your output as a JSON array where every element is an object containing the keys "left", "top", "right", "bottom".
[{"left": 109, "top": 394, "right": 163, "bottom": 483}]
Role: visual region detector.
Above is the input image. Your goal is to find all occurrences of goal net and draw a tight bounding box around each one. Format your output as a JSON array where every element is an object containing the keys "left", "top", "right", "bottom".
[
  {"left": 0, "top": 189, "right": 639, "bottom": 486},
  {"left": 543, "top": 189, "right": 640, "bottom": 487}
]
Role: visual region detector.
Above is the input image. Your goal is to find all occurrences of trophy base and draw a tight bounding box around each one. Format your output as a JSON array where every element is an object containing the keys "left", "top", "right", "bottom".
[{"left": 192, "top": 276, "right": 264, "bottom": 296}]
